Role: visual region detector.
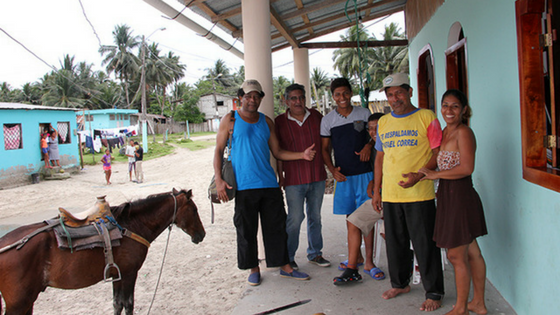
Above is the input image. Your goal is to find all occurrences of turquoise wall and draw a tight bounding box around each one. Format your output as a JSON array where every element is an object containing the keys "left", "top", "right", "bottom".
[
  {"left": 408, "top": 0, "right": 559, "bottom": 313},
  {"left": 82, "top": 109, "right": 137, "bottom": 130},
  {"left": 0, "top": 109, "right": 79, "bottom": 173}
]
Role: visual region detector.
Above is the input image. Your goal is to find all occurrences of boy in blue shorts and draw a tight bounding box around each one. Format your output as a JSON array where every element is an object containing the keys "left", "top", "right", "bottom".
[{"left": 321, "top": 78, "right": 384, "bottom": 284}]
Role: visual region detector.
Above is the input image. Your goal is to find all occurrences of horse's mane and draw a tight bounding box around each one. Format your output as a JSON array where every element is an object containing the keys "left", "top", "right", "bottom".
[{"left": 110, "top": 189, "right": 191, "bottom": 220}]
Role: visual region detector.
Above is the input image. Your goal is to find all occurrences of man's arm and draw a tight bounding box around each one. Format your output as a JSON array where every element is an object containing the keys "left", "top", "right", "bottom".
[
  {"left": 321, "top": 137, "right": 346, "bottom": 182},
  {"left": 372, "top": 151, "right": 384, "bottom": 212},
  {"left": 213, "top": 112, "right": 234, "bottom": 202},
  {"left": 267, "top": 116, "right": 315, "bottom": 161},
  {"left": 398, "top": 147, "right": 440, "bottom": 188}
]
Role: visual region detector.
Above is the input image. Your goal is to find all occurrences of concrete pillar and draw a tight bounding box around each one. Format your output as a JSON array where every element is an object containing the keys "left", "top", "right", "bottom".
[
  {"left": 293, "top": 47, "right": 311, "bottom": 107},
  {"left": 241, "top": 0, "right": 273, "bottom": 262},
  {"left": 241, "top": 0, "right": 274, "bottom": 119}
]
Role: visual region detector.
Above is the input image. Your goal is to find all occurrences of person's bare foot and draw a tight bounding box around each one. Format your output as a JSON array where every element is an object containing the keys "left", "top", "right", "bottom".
[
  {"left": 382, "top": 286, "right": 410, "bottom": 299},
  {"left": 468, "top": 300, "right": 488, "bottom": 315},
  {"left": 420, "top": 299, "right": 442, "bottom": 312},
  {"left": 443, "top": 306, "right": 468, "bottom": 315}
]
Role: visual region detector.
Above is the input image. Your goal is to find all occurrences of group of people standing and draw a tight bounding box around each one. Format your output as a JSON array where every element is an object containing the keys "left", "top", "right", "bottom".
[
  {"left": 40, "top": 128, "right": 61, "bottom": 169},
  {"left": 213, "top": 74, "right": 488, "bottom": 314},
  {"left": 100, "top": 139, "right": 143, "bottom": 185}
]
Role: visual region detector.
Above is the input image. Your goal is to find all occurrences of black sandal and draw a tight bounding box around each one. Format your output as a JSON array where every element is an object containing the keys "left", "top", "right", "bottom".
[{"left": 333, "top": 268, "right": 362, "bottom": 285}]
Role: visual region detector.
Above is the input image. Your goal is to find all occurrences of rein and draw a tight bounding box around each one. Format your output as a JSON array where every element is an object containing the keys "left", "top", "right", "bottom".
[{"left": 146, "top": 192, "right": 178, "bottom": 315}]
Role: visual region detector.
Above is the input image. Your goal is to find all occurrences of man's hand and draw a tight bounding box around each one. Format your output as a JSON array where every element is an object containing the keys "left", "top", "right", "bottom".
[
  {"left": 216, "top": 178, "right": 233, "bottom": 202},
  {"left": 398, "top": 172, "right": 425, "bottom": 188},
  {"left": 331, "top": 166, "right": 347, "bottom": 182},
  {"left": 302, "top": 143, "right": 316, "bottom": 161},
  {"left": 355, "top": 143, "right": 372, "bottom": 162},
  {"left": 372, "top": 190, "right": 382, "bottom": 213}
]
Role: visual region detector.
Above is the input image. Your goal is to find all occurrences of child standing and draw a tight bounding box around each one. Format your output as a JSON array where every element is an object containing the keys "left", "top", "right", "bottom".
[
  {"left": 101, "top": 148, "right": 114, "bottom": 185},
  {"left": 41, "top": 133, "right": 52, "bottom": 168}
]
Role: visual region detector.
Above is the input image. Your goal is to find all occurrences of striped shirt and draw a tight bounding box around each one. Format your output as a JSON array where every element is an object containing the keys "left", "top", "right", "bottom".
[{"left": 275, "top": 108, "right": 327, "bottom": 186}]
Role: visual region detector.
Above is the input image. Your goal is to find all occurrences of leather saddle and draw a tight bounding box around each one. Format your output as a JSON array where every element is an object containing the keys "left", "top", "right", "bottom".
[{"left": 59, "top": 195, "right": 113, "bottom": 228}]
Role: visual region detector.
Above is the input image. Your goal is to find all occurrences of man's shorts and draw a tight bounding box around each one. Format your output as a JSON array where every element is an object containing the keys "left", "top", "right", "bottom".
[
  {"left": 347, "top": 199, "right": 383, "bottom": 236},
  {"left": 42, "top": 148, "right": 48, "bottom": 154},
  {"left": 333, "top": 172, "right": 372, "bottom": 215},
  {"left": 128, "top": 162, "right": 135, "bottom": 172}
]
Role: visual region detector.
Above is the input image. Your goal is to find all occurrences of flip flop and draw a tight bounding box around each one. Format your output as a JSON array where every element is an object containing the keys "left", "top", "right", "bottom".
[
  {"left": 365, "top": 267, "right": 386, "bottom": 280},
  {"left": 338, "top": 260, "right": 364, "bottom": 271}
]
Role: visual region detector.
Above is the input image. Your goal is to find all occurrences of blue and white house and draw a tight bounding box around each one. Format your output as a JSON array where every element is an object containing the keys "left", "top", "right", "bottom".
[
  {"left": 78, "top": 109, "right": 138, "bottom": 130},
  {"left": 0, "top": 103, "right": 80, "bottom": 188}
]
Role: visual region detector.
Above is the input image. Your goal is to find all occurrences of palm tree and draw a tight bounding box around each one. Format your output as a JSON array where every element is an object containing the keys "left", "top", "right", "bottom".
[
  {"left": 368, "top": 22, "right": 409, "bottom": 89},
  {"left": 99, "top": 24, "right": 141, "bottom": 108},
  {"left": 204, "top": 59, "right": 233, "bottom": 89},
  {"left": 332, "top": 24, "right": 374, "bottom": 87},
  {"left": 310, "top": 67, "right": 330, "bottom": 99},
  {"left": 273, "top": 76, "right": 293, "bottom": 115}
]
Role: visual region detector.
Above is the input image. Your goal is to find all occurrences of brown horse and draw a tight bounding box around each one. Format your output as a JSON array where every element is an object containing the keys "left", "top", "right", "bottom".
[{"left": 0, "top": 188, "right": 205, "bottom": 315}]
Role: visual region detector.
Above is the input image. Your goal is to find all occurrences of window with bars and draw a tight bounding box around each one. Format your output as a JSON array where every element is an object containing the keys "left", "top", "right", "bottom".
[
  {"left": 4, "top": 123, "right": 23, "bottom": 150},
  {"left": 57, "top": 122, "right": 71, "bottom": 144}
]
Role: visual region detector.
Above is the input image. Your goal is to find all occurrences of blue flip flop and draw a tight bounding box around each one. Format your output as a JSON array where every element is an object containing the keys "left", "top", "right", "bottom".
[
  {"left": 338, "top": 260, "right": 364, "bottom": 271},
  {"left": 365, "top": 267, "right": 386, "bottom": 280}
]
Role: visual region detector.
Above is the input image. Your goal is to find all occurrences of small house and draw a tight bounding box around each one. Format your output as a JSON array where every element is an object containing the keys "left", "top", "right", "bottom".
[
  {"left": 197, "top": 93, "right": 238, "bottom": 120},
  {"left": 1, "top": 103, "right": 80, "bottom": 188},
  {"left": 78, "top": 109, "right": 138, "bottom": 131}
]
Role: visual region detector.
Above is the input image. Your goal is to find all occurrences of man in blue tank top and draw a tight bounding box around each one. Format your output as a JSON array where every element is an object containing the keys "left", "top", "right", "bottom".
[{"left": 213, "top": 79, "right": 316, "bottom": 286}]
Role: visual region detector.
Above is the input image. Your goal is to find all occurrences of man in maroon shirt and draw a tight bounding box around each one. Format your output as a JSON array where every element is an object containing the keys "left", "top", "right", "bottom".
[{"left": 275, "top": 83, "right": 330, "bottom": 270}]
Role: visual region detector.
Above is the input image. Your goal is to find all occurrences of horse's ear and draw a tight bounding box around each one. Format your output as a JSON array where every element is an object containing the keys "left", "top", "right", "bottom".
[
  {"left": 186, "top": 189, "right": 193, "bottom": 199},
  {"left": 172, "top": 188, "right": 179, "bottom": 195}
]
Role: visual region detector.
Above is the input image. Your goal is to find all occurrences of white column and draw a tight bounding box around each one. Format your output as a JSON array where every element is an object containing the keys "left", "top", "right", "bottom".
[
  {"left": 293, "top": 47, "right": 311, "bottom": 107},
  {"left": 242, "top": 0, "right": 273, "bottom": 119},
  {"left": 241, "top": 0, "right": 273, "bottom": 262}
]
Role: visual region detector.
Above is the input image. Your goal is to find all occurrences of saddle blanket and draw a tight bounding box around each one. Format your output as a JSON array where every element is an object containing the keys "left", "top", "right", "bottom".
[{"left": 45, "top": 219, "right": 122, "bottom": 251}]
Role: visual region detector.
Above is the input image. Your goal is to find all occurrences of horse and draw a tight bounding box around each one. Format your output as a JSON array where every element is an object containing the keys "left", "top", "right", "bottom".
[{"left": 0, "top": 188, "right": 205, "bottom": 315}]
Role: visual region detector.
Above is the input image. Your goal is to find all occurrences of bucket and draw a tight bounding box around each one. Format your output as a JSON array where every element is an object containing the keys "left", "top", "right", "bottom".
[{"left": 31, "top": 173, "right": 40, "bottom": 184}]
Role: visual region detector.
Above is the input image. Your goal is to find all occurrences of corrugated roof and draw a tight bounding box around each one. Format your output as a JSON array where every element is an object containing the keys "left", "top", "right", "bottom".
[
  {"left": 181, "top": 0, "right": 407, "bottom": 52},
  {"left": 0, "top": 102, "right": 78, "bottom": 111}
]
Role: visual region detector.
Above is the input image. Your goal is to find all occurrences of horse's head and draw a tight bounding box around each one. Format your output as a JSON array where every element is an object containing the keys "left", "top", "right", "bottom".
[{"left": 173, "top": 188, "right": 205, "bottom": 244}]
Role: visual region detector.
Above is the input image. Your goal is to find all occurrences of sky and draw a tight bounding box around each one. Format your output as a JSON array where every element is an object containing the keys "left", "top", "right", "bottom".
[{"left": 0, "top": 0, "right": 404, "bottom": 89}]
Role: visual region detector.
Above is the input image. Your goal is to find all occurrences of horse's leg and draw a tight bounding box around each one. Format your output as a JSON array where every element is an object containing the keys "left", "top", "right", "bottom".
[{"left": 112, "top": 273, "right": 138, "bottom": 315}]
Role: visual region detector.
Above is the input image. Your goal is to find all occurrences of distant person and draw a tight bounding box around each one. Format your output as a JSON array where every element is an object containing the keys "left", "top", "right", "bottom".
[
  {"left": 134, "top": 141, "right": 144, "bottom": 183},
  {"left": 320, "top": 78, "right": 381, "bottom": 283},
  {"left": 213, "top": 79, "right": 315, "bottom": 286},
  {"left": 101, "top": 148, "right": 114, "bottom": 185},
  {"left": 373, "top": 73, "right": 444, "bottom": 311},
  {"left": 419, "top": 89, "right": 488, "bottom": 315},
  {"left": 275, "top": 83, "right": 329, "bottom": 270},
  {"left": 48, "top": 129, "right": 61, "bottom": 167},
  {"left": 125, "top": 139, "right": 136, "bottom": 182},
  {"left": 40, "top": 133, "right": 52, "bottom": 169}
]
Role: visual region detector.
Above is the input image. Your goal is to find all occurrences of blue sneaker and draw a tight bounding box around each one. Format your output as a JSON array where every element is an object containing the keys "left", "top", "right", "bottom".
[
  {"left": 248, "top": 272, "right": 261, "bottom": 286},
  {"left": 280, "top": 269, "right": 310, "bottom": 280}
]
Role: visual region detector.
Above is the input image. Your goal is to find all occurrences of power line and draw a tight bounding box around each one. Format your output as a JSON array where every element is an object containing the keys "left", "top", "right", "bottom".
[
  {"left": 78, "top": 0, "right": 102, "bottom": 47},
  {"left": 0, "top": 26, "right": 112, "bottom": 108}
]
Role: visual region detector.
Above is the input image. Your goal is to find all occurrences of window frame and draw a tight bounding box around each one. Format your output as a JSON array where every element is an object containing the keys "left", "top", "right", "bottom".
[
  {"left": 516, "top": 0, "right": 560, "bottom": 192},
  {"left": 417, "top": 44, "right": 436, "bottom": 112},
  {"left": 3, "top": 123, "right": 23, "bottom": 150}
]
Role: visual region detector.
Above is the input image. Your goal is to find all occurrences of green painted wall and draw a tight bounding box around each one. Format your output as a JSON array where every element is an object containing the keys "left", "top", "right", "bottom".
[{"left": 407, "top": 0, "right": 559, "bottom": 313}]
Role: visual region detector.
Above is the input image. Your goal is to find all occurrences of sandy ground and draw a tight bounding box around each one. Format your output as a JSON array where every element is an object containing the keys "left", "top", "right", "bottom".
[{"left": 0, "top": 139, "right": 246, "bottom": 314}]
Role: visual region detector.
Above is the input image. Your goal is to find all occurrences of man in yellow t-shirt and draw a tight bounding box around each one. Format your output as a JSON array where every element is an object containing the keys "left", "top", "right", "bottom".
[{"left": 372, "top": 73, "right": 444, "bottom": 312}]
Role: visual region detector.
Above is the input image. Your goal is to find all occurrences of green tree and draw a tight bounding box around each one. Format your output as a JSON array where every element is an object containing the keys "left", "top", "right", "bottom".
[
  {"left": 332, "top": 24, "right": 374, "bottom": 86},
  {"left": 171, "top": 83, "right": 205, "bottom": 123},
  {"left": 368, "top": 22, "right": 409, "bottom": 89},
  {"left": 273, "top": 76, "right": 293, "bottom": 115},
  {"left": 99, "top": 24, "right": 141, "bottom": 108}
]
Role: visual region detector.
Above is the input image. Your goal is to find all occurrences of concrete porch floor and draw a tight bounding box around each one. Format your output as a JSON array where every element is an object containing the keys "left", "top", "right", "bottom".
[{"left": 231, "top": 194, "right": 516, "bottom": 315}]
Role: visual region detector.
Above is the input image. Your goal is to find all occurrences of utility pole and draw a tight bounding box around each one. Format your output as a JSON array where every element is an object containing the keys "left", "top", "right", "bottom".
[{"left": 140, "top": 35, "right": 149, "bottom": 153}]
